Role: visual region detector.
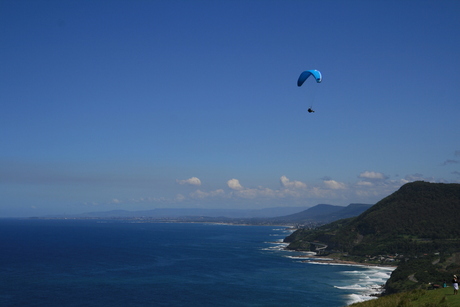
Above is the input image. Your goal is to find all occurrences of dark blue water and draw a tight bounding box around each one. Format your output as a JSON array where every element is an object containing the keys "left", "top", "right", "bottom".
[{"left": 0, "top": 220, "right": 389, "bottom": 306}]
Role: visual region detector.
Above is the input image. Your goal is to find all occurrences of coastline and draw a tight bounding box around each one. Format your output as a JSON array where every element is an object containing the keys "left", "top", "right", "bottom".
[
  {"left": 309, "top": 256, "right": 395, "bottom": 304},
  {"left": 301, "top": 256, "right": 397, "bottom": 269},
  {"left": 285, "top": 253, "right": 396, "bottom": 304}
]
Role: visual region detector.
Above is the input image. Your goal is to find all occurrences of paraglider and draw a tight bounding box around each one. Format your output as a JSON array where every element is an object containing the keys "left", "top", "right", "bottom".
[
  {"left": 297, "top": 70, "right": 322, "bottom": 113},
  {"left": 297, "top": 70, "right": 322, "bottom": 86}
]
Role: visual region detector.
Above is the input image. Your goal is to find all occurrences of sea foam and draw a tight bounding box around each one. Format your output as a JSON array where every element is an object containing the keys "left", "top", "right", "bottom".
[{"left": 335, "top": 267, "right": 394, "bottom": 305}]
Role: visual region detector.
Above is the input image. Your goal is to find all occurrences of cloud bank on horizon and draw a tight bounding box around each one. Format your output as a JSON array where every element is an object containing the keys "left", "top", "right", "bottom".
[
  {"left": 1, "top": 150, "right": 459, "bottom": 216},
  {"left": 104, "top": 168, "right": 457, "bottom": 209}
]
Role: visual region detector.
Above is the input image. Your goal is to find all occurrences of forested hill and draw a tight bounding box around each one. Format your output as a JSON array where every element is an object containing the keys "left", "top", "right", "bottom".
[
  {"left": 285, "top": 181, "right": 460, "bottom": 256},
  {"left": 284, "top": 181, "right": 460, "bottom": 294},
  {"left": 349, "top": 181, "right": 460, "bottom": 241}
]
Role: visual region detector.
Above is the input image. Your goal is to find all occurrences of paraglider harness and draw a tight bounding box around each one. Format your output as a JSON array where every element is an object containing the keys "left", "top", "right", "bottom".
[{"left": 308, "top": 107, "right": 315, "bottom": 113}]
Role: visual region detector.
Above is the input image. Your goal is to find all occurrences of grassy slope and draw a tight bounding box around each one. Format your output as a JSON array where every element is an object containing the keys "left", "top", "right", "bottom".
[{"left": 349, "top": 287, "right": 460, "bottom": 307}]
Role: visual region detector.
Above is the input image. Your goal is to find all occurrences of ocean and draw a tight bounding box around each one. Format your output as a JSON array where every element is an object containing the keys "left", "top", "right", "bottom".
[{"left": 0, "top": 220, "right": 393, "bottom": 306}]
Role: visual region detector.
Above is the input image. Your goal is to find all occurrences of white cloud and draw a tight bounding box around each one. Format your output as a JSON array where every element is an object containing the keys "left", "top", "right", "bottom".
[
  {"left": 280, "top": 175, "right": 307, "bottom": 189},
  {"left": 357, "top": 181, "right": 373, "bottom": 186},
  {"left": 105, "top": 172, "right": 454, "bottom": 210},
  {"left": 324, "top": 180, "right": 346, "bottom": 190},
  {"left": 399, "top": 178, "right": 410, "bottom": 185},
  {"left": 190, "top": 189, "right": 225, "bottom": 199},
  {"left": 176, "top": 177, "right": 202, "bottom": 186},
  {"left": 227, "top": 179, "right": 243, "bottom": 190},
  {"left": 233, "top": 187, "right": 277, "bottom": 199},
  {"left": 175, "top": 194, "right": 186, "bottom": 202},
  {"left": 403, "top": 174, "right": 435, "bottom": 183},
  {"left": 233, "top": 189, "right": 259, "bottom": 199},
  {"left": 358, "top": 171, "right": 386, "bottom": 180}
]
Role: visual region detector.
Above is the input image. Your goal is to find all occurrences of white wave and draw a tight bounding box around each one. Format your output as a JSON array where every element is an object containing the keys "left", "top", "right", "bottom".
[
  {"left": 267, "top": 242, "right": 287, "bottom": 247},
  {"left": 306, "top": 260, "right": 358, "bottom": 266},
  {"left": 336, "top": 284, "right": 371, "bottom": 291},
  {"left": 284, "top": 254, "right": 316, "bottom": 260},
  {"left": 346, "top": 293, "right": 377, "bottom": 305},
  {"left": 271, "top": 242, "right": 288, "bottom": 246},
  {"left": 263, "top": 240, "right": 286, "bottom": 245},
  {"left": 343, "top": 270, "right": 392, "bottom": 286},
  {"left": 272, "top": 227, "right": 296, "bottom": 232},
  {"left": 332, "top": 266, "right": 395, "bottom": 305},
  {"left": 265, "top": 241, "right": 288, "bottom": 246},
  {"left": 370, "top": 271, "right": 393, "bottom": 279},
  {"left": 283, "top": 254, "right": 321, "bottom": 261},
  {"left": 272, "top": 228, "right": 294, "bottom": 231},
  {"left": 261, "top": 241, "right": 290, "bottom": 251},
  {"left": 262, "top": 246, "right": 287, "bottom": 251},
  {"left": 341, "top": 270, "right": 362, "bottom": 274}
]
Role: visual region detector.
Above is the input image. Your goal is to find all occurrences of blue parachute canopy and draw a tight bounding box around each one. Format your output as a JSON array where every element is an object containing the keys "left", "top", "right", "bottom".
[{"left": 297, "top": 70, "right": 322, "bottom": 86}]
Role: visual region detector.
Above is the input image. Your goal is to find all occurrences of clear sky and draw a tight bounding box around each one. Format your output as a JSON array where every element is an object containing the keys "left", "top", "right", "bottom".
[{"left": 1, "top": 0, "right": 459, "bottom": 217}]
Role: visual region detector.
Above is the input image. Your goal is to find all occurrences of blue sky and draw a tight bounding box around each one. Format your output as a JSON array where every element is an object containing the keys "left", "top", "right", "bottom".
[{"left": 1, "top": 0, "right": 459, "bottom": 217}]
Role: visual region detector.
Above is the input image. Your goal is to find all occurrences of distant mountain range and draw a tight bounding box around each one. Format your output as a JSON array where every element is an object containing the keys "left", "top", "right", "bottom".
[
  {"left": 62, "top": 207, "right": 309, "bottom": 219},
  {"left": 269, "top": 203, "right": 373, "bottom": 224},
  {"left": 52, "top": 203, "right": 372, "bottom": 223}
]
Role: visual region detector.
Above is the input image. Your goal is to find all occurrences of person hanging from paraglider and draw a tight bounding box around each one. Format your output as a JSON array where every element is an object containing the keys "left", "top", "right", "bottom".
[{"left": 297, "top": 69, "right": 321, "bottom": 114}]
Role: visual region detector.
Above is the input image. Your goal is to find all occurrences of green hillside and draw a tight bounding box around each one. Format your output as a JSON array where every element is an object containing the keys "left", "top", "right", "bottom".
[
  {"left": 349, "top": 287, "right": 460, "bottom": 307},
  {"left": 284, "top": 181, "right": 460, "bottom": 294}
]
